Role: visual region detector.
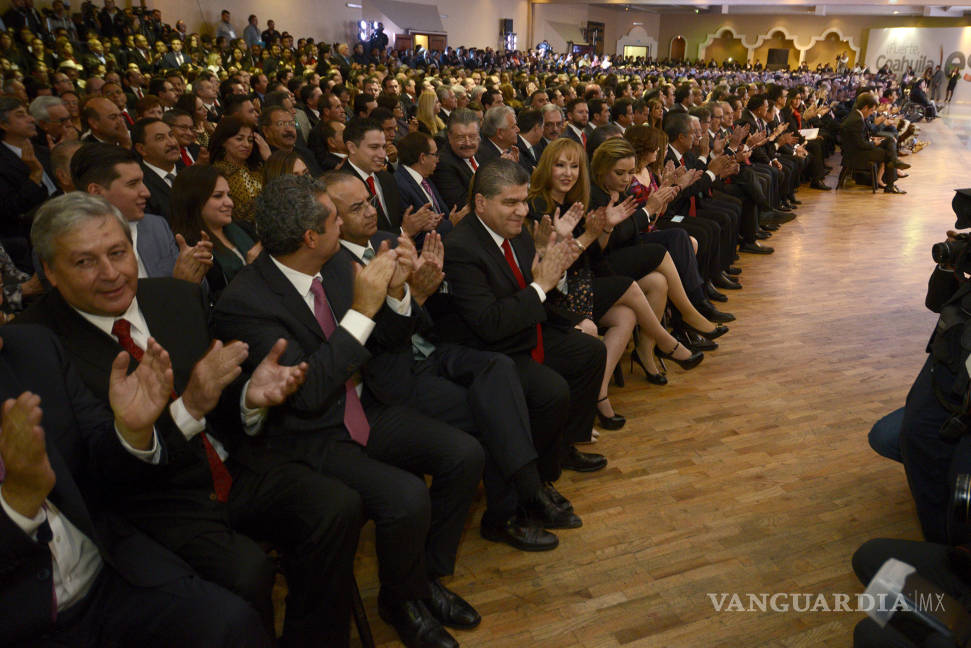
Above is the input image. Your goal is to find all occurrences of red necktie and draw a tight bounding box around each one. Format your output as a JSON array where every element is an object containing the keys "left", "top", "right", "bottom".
[
  {"left": 365, "top": 175, "right": 386, "bottom": 222},
  {"left": 308, "top": 278, "right": 371, "bottom": 445},
  {"left": 581, "top": 131, "right": 588, "bottom": 147},
  {"left": 469, "top": 156, "right": 478, "bottom": 171},
  {"left": 501, "top": 240, "right": 544, "bottom": 363},
  {"left": 110, "top": 318, "right": 233, "bottom": 502},
  {"left": 122, "top": 109, "right": 134, "bottom": 126},
  {"left": 180, "top": 147, "right": 193, "bottom": 166}
]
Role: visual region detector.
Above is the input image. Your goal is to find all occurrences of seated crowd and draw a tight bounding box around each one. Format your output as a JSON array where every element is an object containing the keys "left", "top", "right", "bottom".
[{"left": 0, "top": 3, "right": 939, "bottom": 646}]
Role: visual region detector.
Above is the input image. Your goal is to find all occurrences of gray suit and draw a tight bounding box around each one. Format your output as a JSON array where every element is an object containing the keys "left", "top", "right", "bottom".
[{"left": 134, "top": 213, "right": 180, "bottom": 277}]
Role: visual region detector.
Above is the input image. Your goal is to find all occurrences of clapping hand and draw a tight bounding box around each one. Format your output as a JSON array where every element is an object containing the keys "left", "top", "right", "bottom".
[
  {"left": 351, "top": 243, "right": 397, "bottom": 317},
  {"left": 109, "top": 336, "right": 173, "bottom": 449},
  {"left": 388, "top": 235, "right": 418, "bottom": 297},
  {"left": 0, "top": 385, "right": 54, "bottom": 518},
  {"left": 409, "top": 231, "right": 445, "bottom": 304},
  {"left": 729, "top": 123, "right": 750, "bottom": 149},
  {"left": 173, "top": 232, "right": 214, "bottom": 284},
  {"left": 401, "top": 203, "right": 438, "bottom": 237},
  {"left": 605, "top": 191, "right": 638, "bottom": 227},
  {"left": 448, "top": 203, "right": 471, "bottom": 225},
  {"left": 243, "top": 339, "right": 308, "bottom": 409},
  {"left": 531, "top": 235, "right": 581, "bottom": 292},
  {"left": 531, "top": 214, "right": 553, "bottom": 252},
  {"left": 181, "top": 340, "right": 249, "bottom": 421},
  {"left": 712, "top": 135, "right": 727, "bottom": 155},
  {"left": 552, "top": 202, "right": 584, "bottom": 240},
  {"left": 646, "top": 185, "right": 678, "bottom": 214},
  {"left": 661, "top": 160, "right": 678, "bottom": 187}
]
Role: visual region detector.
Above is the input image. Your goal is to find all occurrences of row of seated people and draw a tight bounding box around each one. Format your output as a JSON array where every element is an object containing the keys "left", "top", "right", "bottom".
[{"left": 0, "top": 57, "right": 934, "bottom": 646}]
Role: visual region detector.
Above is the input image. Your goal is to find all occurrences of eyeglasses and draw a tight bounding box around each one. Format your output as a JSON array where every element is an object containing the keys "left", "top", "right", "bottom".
[
  {"left": 348, "top": 194, "right": 379, "bottom": 216},
  {"left": 273, "top": 120, "right": 295, "bottom": 128},
  {"left": 450, "top": 134, "right": 479, "bottom": 143}
]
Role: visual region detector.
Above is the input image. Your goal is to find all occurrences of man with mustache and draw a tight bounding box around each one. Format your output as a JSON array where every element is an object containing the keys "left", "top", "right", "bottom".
[
  {"left": 133, "top": 118, "right": 182, "bottom": 222},
  {"left": 260, "top": 105, "right": 322, "bottom": 176},
  {"left": 430, "top": 108, "right": 482, "bottom": 212}
]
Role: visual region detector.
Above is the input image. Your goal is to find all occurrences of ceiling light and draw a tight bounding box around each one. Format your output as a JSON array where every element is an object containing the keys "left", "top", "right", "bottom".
[{"left": 345, "top": 2, "right": 362, "bottom": 7}]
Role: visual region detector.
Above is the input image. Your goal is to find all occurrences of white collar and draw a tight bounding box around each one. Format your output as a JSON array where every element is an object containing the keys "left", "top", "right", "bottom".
[
  {"left": 567, "top": 123, "right": 584, "bottom": 137},
  {"left": 143, "top": 160, "right": 176, "bottom": 182},
  {"left": 73, "top": 296, "right": 147, "bottom": 340},
  {"left": 668, "top": 144, "right": 684, "bottom": 163},
  {"left": 476, "top": 214, "right": 506, "bottom": 249},
  {"left": 489, "top": 138, "right": 505, "bottom": 154},
  {"left": 403, "top": 164, "right": 426, "bottom": 184},
  {"left": 339, "top": 239, "right": 374, "bottom": 263},
  {"left": 269, "top": 254, "right": 319, "bottom": 298},
  {"left": 2, "top": 140, "right": 22, "bottom": 156},
  {"left": 346, "top": 159, "right": 373, "bottom": 181}
]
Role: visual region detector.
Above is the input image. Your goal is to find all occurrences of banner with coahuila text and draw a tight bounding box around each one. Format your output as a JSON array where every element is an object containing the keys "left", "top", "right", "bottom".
[{"left": 865, "top": 27, "right": 971, "bottom": 102}]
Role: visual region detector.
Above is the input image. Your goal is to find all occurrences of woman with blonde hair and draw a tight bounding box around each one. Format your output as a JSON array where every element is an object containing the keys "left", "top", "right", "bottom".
[
  {"left": 529, "top": 139, "right": 702, "bottom": 433},
  {"left": 589, "top": 137, "right": 726, "bottom": 377},
  {"left": 416, "top": 89, "right": 444, "bottom": 136}
]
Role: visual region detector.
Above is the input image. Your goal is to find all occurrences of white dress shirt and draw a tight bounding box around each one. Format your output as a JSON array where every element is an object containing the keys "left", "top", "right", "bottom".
[
  {"left": 143, "top": 160, "right": 177, "bottom": 187},
  {"left": 346, "top": 160, "right": 388, "bottom": 219}
]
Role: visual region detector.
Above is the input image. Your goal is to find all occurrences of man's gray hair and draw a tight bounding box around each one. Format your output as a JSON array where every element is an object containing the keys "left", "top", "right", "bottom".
[
  {"left": 540, "top": 103, "right": 561, "bottom": 117},
  {"left": 450, "top": 84, "right": 466, "bottom": 99},
  {"left": 445, "top": 107, "right": 481, "bottom": 134},
  {"left": 435, "top": 85, "right": 453, "bottom": 102},
  {"left": 254, "top": 175, "right": 330, "bottom": 256},
  {"left": 32, "top": 192, "right": 129, "bottom": 264},
  {"left": 480, "top": 105, "right": 514, "bottom": 138},
  {"left": 470, "top": 158, "right": 529, "bottom": 202},
  {"left": 29, "top": 95, "right": 65, "bottom": 122}
]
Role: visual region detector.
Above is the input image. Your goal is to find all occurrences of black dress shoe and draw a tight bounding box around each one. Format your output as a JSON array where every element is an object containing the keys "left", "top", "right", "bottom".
[
  {"left": 770, "top": 211, "right": 796, "bottom": 224},
  {"left": 655, "top": 341, "right": 704, "bottom": 370},
  {"left": 674, "top": 327, "right": 718, "bottom": 352},
  {"left": 696, "top": 298, "right": 736, "bottom": 323},
  {"left": 630, "top": 349, "right": 668, "bottom": 385},
  {"left": 884, "top": 185, "right": 907, "bottom": 194},
  {"left": 894, "top": 160, "right": 911, "bottom": 170},
  {"left": 754, "top": 229, "right": 771, "bottom": 240},
  {"left": 480, "top": 516, "right": 559, "bottom": 552},
  {"left": 683, "top": 321, "right": 729, "bottom": 340},
  {"left": 775, "top": 203, "right": 792, "bottom": 212},
  {"left": 378, "top": 598, "right": 459, "bottom": 648},
  {"left": 705, "top": 281, "right": 727, "bottom": 302},
  {"left": 425, "top": 580, "right": 481, "bottom": 629},
  {"left": 760, "top": 221, "right": 780, "bottom": 231},
  {"left": 714, "top": 273, "right": 741, "bottom": 290},
  {"left": 810, "top": 180, "right": 831, "bottom": 190},
  {"left": 788, "top": 197, "right": 802, "bottom": 205},
  {"left": 725, "top": 266, "right": 742, "bottom": 275},
  {"left": 543, "top": 482, "right": 573, "bottom": 511},
  {"left": 561, "top": 446, "right": 607, "bottom": 472},
  {"left": 739, "top": 242, "right": 774, "bottom": 255},
  {"left": 522, "top": 487, "right": 582, "bottom": 529},
  {"left": 595, "top": 398, "right": 626, "bottom": 430}
]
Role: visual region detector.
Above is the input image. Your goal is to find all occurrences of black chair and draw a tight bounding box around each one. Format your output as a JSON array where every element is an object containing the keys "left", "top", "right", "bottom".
[{"left": 835, "top": 159, "right": 879, "bottom": 193}]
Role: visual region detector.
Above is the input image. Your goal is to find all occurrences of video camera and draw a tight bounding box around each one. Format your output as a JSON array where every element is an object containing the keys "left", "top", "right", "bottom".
[{"left": 932, "top": 190, "right": 971, "bottom": 276}]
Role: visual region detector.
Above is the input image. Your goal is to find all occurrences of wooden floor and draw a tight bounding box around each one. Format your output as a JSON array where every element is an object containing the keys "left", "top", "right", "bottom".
[{"left": 332, "top": 108, "right": 971, "bottom": 647}]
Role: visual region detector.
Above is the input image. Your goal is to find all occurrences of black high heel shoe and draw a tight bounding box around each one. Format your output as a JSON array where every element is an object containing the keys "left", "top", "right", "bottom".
[
  {"left": 682, "top": 321, "right": 729, "bottom": 341},
  {"left": 595, "top": 397, "right": 626, "bottom": 430},
  {"left": 612, "top": 364, "right": 625, "bottom": 388},
  {"left": 655, "top": 342, "right": 704, "bottom": 370},
  {"left": 630, "top": 349, "right": 668, "bottom": 385}
]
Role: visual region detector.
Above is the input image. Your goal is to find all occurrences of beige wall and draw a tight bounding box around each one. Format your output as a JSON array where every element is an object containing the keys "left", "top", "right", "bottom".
[
  {"left": 658, "top": 12, "right": 969, "bottom": 64},
  {"left": 530, "top": 4, "right": 660, "bottom": 56},
  {"left": 704, "top": 35, "right": 748, "bottom": 65},
  {"left": 804, "top": 33, "right": 856, "bottom": 70}
]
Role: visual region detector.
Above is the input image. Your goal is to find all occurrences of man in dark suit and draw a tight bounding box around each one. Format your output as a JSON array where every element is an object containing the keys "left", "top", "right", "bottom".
[
  {"left": 260, "top": 106, "right": 323, "bottom": 176},
  {"left": 133, "top": 118, "right": 183, "bottom": 221},
  {"left": 160, "top": 36, "right": 188, "bottom": 70},
  {"left": 516, "top": 108, "right": 545, "bottom": 174},
  {"left": 0, "top": 324, "right": 269, "bottom": 648},
  {"left": 342, "top": 117, "right": 437, "bottom": 235},
  {"left": 476, "top": 105, "right": 519, "bottom": 166},
  {"left": 71, "top": 143, "right": 211, "bottom": 283},
  {"left": 212, "top": 175, "right": 484, "bottom": 648},
  {"left": 325, "top": 170, "right": 572, "bottom": 551},
  {"left": 561, "top": 97, "right": 588, "bottom": 146},
  {"left": 163, "top": 109, "right": 201, "bottom": 166},
  {"left": 80, "top": 97, "right": 130, "bottom": 146},
  {"left": 19, "top": 192, "right": 364, "bottom": 647},
  {"left": 393, "top": 132, "right": 456, "bottom": 246},
  {"left": 0, "top": 98, "right": 56, "bottom": 244},
  {"left": 308, "top": 119, "right": 348, "bottom": 172},
  {"left": 430, "top": 108, "right": 480, "bottom": 212},
  {"left": 840, "top": 92, "right": 905, "bottom": 194},
  {"left": 437, "top": 158, "right": 608, "bottom": 475}
]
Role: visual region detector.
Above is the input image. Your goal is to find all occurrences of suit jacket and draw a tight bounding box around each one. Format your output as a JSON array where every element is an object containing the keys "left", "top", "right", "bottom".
[
  {"left": 517, "top": 136, "right": 543, "bottom": 174},
  {"left": 392, "top": 164, "right": 453, "bottom": 235},
  {"left": 430, "top": 145, "right": 474, "bottom": 212},
  {"left": 160, "top": 51, "right": 187, "bottom": 70},
  {"left": 475, "top": 138, "right": 505, "bottom": 166},
  {"left": 212, "top": 252, "right": 412, "bottom": 454},
  {"left": 133, "top": 213, "right": 180, "bottom": 277},
  {"left": 0, "top": 142, "right": 50, "bottom": 237},
  {"left": 140, "top": 162, "right": 183, "bottom": 222},
  {"left": 839, "top": 109, "right": 878, "bottom": 168},
  {"left": 435, "top": 214, "right": 556, "bottom": 357},
  {"left": 341, "top": 165, "right": 402, "bottom": 232},
  {"left": 128, "top": 48, "right": 153, "bottom": 72},
  {"left": 663, "top": 146, "right": 714, "bottom": 215},
  {"left": 560, "top": 125, "right": 584, "bottom": 145},
  {"left": 0, "top": 324, "right": 194, "bottom": 644}
]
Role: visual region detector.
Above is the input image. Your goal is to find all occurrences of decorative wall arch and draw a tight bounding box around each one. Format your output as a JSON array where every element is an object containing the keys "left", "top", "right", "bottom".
[
  {"left": 804, "top": 27, "right": 861, "bottom": 66},
  {"left": 670, "top": 35, "right": 686, "bottom": 61},
  {"left": 699, "top": 28, "right": 747, "bottom": 64},
  {"left": 751, "top": 27, "right": 801, "bottom": 67},
  {"left": 616, "top": 25, "right": 658, "bottom": 59}
]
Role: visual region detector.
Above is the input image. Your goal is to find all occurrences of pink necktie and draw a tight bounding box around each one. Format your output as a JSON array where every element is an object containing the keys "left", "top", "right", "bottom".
[{"left": 308, "top": 278, "right": 371, "bottom": 445}]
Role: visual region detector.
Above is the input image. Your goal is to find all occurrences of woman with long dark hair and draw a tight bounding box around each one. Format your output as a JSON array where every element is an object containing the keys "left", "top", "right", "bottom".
[
  {"left": 209, "top": 116, "right": 271, "bottom": 234},
  {"left": 169, "top": 164, "right": 260, "bottom": 298}
]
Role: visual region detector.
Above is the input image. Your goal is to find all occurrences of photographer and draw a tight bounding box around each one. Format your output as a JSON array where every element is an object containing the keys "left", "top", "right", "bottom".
[{"left": 895, "top": 189, "right": 971, "bottom": 544}]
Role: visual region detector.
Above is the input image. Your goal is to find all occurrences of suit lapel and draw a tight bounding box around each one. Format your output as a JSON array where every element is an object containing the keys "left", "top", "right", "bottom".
[
  {"left": 256, "top": 254, "right": 325, "bottom": 341},
  {"left": 469, "top": 215, "right": 522, "bottom": 291},
  {"left": 45, "top": 290, "right": 131, "bottom": 388}
]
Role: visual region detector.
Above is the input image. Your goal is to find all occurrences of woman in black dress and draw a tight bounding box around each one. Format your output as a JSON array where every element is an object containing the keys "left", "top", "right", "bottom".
[{"left": 529, "top": 139, "right": 703, "bottom": 430}]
